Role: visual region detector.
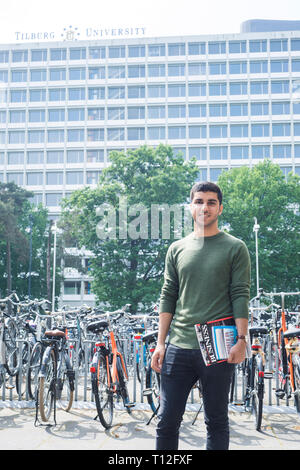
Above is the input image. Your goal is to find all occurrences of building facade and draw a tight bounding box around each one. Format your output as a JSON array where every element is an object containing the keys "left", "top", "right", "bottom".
[{"left": 0, "top": 20, "right": 299, "bottom": 304}]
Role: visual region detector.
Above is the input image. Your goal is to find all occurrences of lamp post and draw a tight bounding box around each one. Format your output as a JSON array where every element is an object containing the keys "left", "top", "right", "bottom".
[
  {"left": 253, "top": 217, "right": 260, "bottom": 297},
  {"left": 51, "top": 220, "right": 58, "bottom": 313}
]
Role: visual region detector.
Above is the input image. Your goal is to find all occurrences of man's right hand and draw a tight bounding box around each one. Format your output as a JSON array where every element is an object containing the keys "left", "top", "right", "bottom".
[{"left": 151, "top": 344, "right": 166, "bottom": 373}]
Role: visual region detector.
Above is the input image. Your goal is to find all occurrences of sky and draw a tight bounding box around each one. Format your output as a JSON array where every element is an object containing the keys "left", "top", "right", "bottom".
[{"left": 1, "top": 0, "right": 300, "bottom": 43}]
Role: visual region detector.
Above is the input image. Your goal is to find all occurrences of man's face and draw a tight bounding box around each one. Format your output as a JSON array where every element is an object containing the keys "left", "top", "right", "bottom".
[{"left": 190, "top": 191, "right": 223, "bottom": 229}]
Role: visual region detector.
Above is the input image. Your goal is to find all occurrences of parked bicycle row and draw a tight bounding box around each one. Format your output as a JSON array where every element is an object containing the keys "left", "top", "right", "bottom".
[{"left": 0, "top": 289, "right": 299, "bottom": 432}]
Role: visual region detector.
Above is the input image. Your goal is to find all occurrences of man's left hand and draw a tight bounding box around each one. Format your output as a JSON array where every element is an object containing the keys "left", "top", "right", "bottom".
[{"left": 227, "top": 340, "right": 246, "bottom": 364}]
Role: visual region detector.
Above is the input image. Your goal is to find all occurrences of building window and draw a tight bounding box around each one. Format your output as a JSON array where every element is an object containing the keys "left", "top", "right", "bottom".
[
  {"left": 189, "top": 147, "right": 207, "bottom": 160},
  {"left": 168, "top": 126, "right": 186, "bottom": 139},
  {"left": 28, "top": 130, "right": 45, "bottom": 144},
  {"left": 210, "top": 146, "right": 228, "bottom": 160},
  {"left": 47, "top": 151, "right": 64, "bottom": 164},
  {"left": 128, "top": 86, "right": 145, "bottom": 99},
  {"left": 108, "top": 86, "right": 125, "bottom": 99},
  {"left": 8, "top": 131, "right": 25, "bottom": 144},
  {"left": 168, "top": 105, "right": 186, "bottom": 118},
  {"left": 252, "top": 145, "right": 270, "bottom": 159},
  {"left": 209, "top": 82, "right": 226, "bottom": 96},
  {"left": 87, "top": 128, "right": 104, "bottom": 141},
  {"left": 271, "top": 60, "right": 289, "bottom": 73},
  {"left": 250, "top": 81, "right": 268, "bottom": 94},
  {"left": 188, "top": 42, "right": 206, "bottom": 55},
  {"left": 250, "top": 102, "right": 269, "bottom": 116},
  {"left": 11, "top": 69, "right": 27, "bottom": 82},
  {"left": 64, "top": 281, "right": 81, "bottom": 295},
  {"left": 230, "top": 103, "right": 248, "bottom": 116},
  {"left": 29, "top": 109, "right": 45, "bottom": 122},
  {"left": 31, "top": 49, "right": 47, "bottom": 61},
  {"left": 108, "top": 46, "right": 125, "bottom": 58},
  {"left": 87, "top": 149, "right": 104, "bottom": 162},
  {"left": 271, "top": 80, "right": 289, "bottom": 94},
  {"left": 70, "top": 47, "right": 86, "bottom": 60},
  {"left": 273, "top": 144, "right": 291, "bottom": 158},
  {"left": 69, "top": 67, "right": 86, "bottom": 80},
  {"left": 8, "top": 151, "right": 24, "bottom": 165},
  {"left": 229, "top": 82, "right": 247, "bottom": 95},
  {"left": 148, "top": 64, "right": 165, "bottom": 77},
  {"left": 66, "top": 171, "right": 83, "bottom": 185},
  {"left": 88, "top": 108, "right": 105, "bottom": 120},
  {"left": 12, "top": 50, "right": 28, "bottom": 62},
  {"left": 27, "top": 172, "right": 43, "bottom": 185},
  {"left": 229, "top": 41, "right": 246, "bottom": 53},
  {"left": 30, "top": 69, "right": 46, "bottom": 81},
  {"left": 49, "top": 68, "right": 66, "bottom": 81},
  {"left": 29, "top": 89, "right": 46, "bottom": 102},
  {"left": 188, "top": 62, "right": 206, "bottom": 75},
  {"left": 229, "top": 61, "right": 247, "bottom": 74},
  {"left": 270, "top": 39, "right": 288, "bottom": 52},
  {"left": 168, "top": 63, "right": 185, "bottom": 77},
  {"left": 9, "top": 110, "right": 26, "bottom": 123},
  {"left": 231, "top": 146, "right": 249, "bottom": 159},
  {"left": 271, "top": 102, "right": 290, "bottom": 115},
  {"left": 89, "top": 47, "right": 106, "bottom": 59},
  {"left": 148, "top": 126, "right": 165, "bottom": 139},
  {"left": 251, "top": 123, "right": 270, "bottom": 137},
  {"left": 89, "top": 66, "right": 105, "bottom": 79},
  {"left": 250, "top": 61, "right": 268, "bottom": 74},
  {"left": 168, "top": 43, "right": 185, "bottom": 56},
  {"left": 148, "top": 85, "right": 165, "bottom": 98},
  {"left": 48, "top": 109, "right": 65, "bottom": 122},
  {"left": 230, "top": 124, "right": 248, "bottom": 138},
  {"left": 188, "top": 104, "right": 206, "bottom": 117},
  {"left": 209, "top": 125, "right": 227, "bottom": 138},
  {"left": 127, "top": 127, "right": 145, "bottom": 140},
  {"left": 27, "top": 151, "right": 44, "bottom": 164},
  {"left": 67, "top": 129, "right": 84, "bottom": 142},
  {"left": 148, "top": 44, "right": 165, "bottom": 57},
  {"left": 46, "top": 193, "right": 63, "bottom": 206},
  {"left": 49, "top": 88, "right": 66, "bottom": 101},
  {"left": 168, "top": 84, "right": 186, "bottom": 97},
  {"left": 67, "top": 150, "right": 84, "bottom": 163},
  {"left": 86, "top": 171, "right": 102, "bottom": 185},
  {"left": 128, "top": 65, "right": 145, "bottom": 78},
  {"left": 0, "top": 51, "right": 9, "bottom": 63},
  {"left": 189, "top": 126, "right": 206, "bottom": 139},
  {"left": 272, "top": 123, "right": 291, "bottom": 137},
  {"left": 128, "top": 45, "right": 145, "bottom": 57},
  {"left": 291, "top": 39, "right": 300, "bottom": 51},
  {"left": 209, "top": 103, "right": 227, "bottom": 117},
  {"left": 208, "top": 42, "right": 226, "bottom": 54},
  {"left": 50, "top": 48, "right": 67, "bottom": 61},
  {"left": 108, "top": 107, "right": 125, "bottom": 120},
  {"left": 67, "top": 108, "right": 85, "bottom": 121},
  {"left": 107, "top": 66, "right": 125, "bottom": 79},
  {"left": 209, "top": 62, "right": 226, "bottom": 75},
  {"left": 69, "top": 88, "right": 85, "bottom": 100},
  {"left": 47, "top": 172, "right": 63, "bottom": 185},
  {"left": 7, "top": 172, "right": 24, "bottom": 185},
  {"left": 249, "top": 40, "right": 267, "bottom": 53},
  {"left": 48, "top": 129, "right": 65, "bottom": 143},
  {"left": 128, "top": 106, "right": 145, "bottom": 119},
  {"left": 88, "top": 87, "right": 105, "bottom": 100}
]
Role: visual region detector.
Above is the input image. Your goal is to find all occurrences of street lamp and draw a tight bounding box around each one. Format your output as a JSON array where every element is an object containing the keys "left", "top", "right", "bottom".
[
  {"left": 51, "top": 220, "right": 58, "bottom": 313},
  {"left": 253, "top": 217, "right": 260, "bottom": 296}
]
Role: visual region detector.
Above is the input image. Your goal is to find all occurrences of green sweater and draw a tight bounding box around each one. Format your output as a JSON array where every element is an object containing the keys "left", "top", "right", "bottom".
[{"left": 159, "top": 231, "right": 251, "bottom": 349}]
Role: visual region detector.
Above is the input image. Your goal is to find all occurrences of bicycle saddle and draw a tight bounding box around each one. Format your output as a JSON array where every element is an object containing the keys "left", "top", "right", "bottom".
[
  {"left": 249, "top": 326, "right": 268, "bottom": 336},
  {"left": 44, "top": 329, "right": 66, "bottom": 338},
  {"left": 142, "top": 330, "right": 158, "bottom": 343},
  {"left": 86, "top": 320, "right": 109, "bottom": 332},
  {"left": 283, "top": 327, "right": 300, "bottom": 339}
]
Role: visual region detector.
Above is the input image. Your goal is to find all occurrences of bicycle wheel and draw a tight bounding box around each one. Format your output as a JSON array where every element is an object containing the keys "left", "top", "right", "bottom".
[
  {"left": 251, "top": 357, "right": 264, "bottom": 431},
  {"left": 56, "top": 353, "right": 74, "bottom": 412},
  {"left": 92, "top": 353, "right": 113, "bottom": 429},
  {"left": 15, "top": 341, "right": 30, "bottom": 398},
  {"left": 293, "top": 357, "right": 300, "bottom": 413},
  {"left": 38, "top": 348, "right": 56, "bottom": 422},
  {"left": 145, "top": 362, "right": 160, "bottom": 412},
  {"left": 116, "top": 356, "right": 132, "bottom": 414},
  {"left": 5, "top": 318, "right": 18, "bottom": 376},
  {"left": 27, "top": 342, "right": 43, "bottom": 400}
]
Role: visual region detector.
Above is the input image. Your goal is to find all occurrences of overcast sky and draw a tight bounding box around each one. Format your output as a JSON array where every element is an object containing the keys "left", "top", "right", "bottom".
[{"left": 1, "top": 0, "right": 300, "bottom": 43}]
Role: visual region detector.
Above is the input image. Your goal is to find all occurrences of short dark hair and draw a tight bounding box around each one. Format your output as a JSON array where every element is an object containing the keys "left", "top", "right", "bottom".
[{"left": 190, "top": 181, "right": 223, "bottom": 205}]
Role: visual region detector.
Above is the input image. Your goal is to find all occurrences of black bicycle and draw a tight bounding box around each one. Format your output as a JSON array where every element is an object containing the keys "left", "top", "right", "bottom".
[{"left": 35, "top": 328, "right": 75, "bottom": 425}]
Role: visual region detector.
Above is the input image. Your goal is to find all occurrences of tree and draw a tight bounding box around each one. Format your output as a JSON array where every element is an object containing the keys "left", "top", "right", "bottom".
[
  {"left": 0, "top": 182, "right": 33, "bottom": 295},
  {"left": 217, "top": 160, "right": 300, "bottom": 304},
  {"left": 60, "top": 145, "right": 198, "bottom": 311}
]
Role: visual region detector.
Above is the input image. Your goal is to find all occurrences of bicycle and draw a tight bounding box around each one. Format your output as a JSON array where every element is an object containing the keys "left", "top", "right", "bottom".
[
  {"left": 89, "top": 306, "right": 135, "bottom": 429},
  {"left": 35, "top": 320, "right": 75, "bottom": 425},
  {"left": 0, "top": 293, "right": 20, "bottom": 389}
]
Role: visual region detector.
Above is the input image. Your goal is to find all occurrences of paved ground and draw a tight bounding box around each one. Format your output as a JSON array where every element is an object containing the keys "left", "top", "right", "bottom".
[{"left": 0, "top": 402, "right": 299, "bottom": 451}]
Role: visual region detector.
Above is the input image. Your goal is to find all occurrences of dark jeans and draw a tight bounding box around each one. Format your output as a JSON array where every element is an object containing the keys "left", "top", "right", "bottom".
[{"left": 156, "top": 344, "right": 235, "bottom": 451}]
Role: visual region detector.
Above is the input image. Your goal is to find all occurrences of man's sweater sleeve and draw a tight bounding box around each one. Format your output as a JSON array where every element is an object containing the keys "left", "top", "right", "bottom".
[
  {"left": 230, "top": 242, "right": 251, "bottom": 320},
  {"left": 159, "top": 245, "right": 179, "bottom": 315}
]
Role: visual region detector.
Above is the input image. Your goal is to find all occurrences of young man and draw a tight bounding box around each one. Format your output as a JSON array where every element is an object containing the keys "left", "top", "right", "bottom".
[{"left": 151, "top": 181, "right": 250, "bottom": 450}]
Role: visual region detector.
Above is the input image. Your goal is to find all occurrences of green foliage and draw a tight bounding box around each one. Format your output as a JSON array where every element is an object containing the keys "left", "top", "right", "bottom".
[
  {"left": 218, "top": 160, "right": 300, "bottom": 304},
  {"left": 60, "top": 145, "right": 198, "bottom": 311}
]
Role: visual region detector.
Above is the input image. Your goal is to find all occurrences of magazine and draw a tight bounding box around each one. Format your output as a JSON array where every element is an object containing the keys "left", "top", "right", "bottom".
[{"left": 194, "top": 315, "right": 250, "bottom": 366}]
